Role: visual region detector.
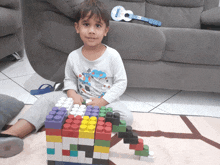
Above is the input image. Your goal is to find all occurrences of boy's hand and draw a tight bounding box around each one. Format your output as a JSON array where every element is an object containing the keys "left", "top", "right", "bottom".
[
  {"left": 87, "top": 97, "right": 108, "bottom": 108},
  {"left": 71, "top": 94, "right": 84, "bottom": 105}
]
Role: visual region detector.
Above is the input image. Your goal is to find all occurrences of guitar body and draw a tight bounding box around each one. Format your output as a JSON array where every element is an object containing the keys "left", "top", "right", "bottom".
[{"left": 111, "top": 6, "right": 162, "bottom": 27}]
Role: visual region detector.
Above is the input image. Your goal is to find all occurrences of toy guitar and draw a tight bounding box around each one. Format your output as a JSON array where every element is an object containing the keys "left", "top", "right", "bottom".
[{"left": 111, "top": 6, "right": 162, "bottom": 27}]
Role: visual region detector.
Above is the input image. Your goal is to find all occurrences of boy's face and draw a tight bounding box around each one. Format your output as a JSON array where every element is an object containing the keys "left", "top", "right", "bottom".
[{"left": 74, "top": 12, "right": 109, "bottom": 48}]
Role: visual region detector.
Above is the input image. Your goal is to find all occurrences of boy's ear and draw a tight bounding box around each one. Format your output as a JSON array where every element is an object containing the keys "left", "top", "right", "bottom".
[
  {"left": 104, "top": 26, "right": 109, "bottom": 36},
  {"left": 74, "top": 22, "right": 79, "bottom": 33}
]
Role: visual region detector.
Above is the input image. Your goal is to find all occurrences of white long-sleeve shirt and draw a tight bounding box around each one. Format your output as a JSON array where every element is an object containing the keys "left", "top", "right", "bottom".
[{"left": 63, "top": 45, "right": 127, "bottom": 103}]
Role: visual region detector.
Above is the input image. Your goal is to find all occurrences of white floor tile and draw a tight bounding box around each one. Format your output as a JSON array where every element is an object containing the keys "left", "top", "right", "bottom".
[
  {"left": 157, "top": 91, "right": 220, "bottom": 118},
  {"left": 1, "top": 54, "right": 35, "bottom": 78},
  {"left": 124, "top": 87, "right": 180, "bottom": 107},
  {"left": 0, "top": 79, "right": 37, "bottom": 104},
  {"left": 120, "top": 94, "right": 155, "bottom": 112},
  {"left": 0, "top": 72, "right": 8, "bottom": 80},
  {"left": 12, "top": 73, "right": 54, "bottom": 92}
]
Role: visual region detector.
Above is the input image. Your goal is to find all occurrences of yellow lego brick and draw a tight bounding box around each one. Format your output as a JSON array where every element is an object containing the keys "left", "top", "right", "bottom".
[
  {"left": 88, "top": 120, "right": 97, "bottom": 126},
  {"left": 90, "top": 116, "right": 97, "bottom": 122},
  {"left": 46, "top": 135, "right": 62, "bottom": 143},
  {"left": 79, "top": 124, "right": 87, "bottom": 138},
  {"left": 94, "top": 146, "right": 110, "bottom": 153},
  {"left": 83, "top": 116, "right": 90, "bottom": 120}
]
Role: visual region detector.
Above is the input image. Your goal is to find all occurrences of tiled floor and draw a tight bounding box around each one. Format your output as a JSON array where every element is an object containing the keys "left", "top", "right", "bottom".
[{"left": 1, "top": 52, "right": 220, "bottom": 118}]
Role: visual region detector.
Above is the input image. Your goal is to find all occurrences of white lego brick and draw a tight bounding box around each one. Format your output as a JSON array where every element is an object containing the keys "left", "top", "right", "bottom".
[
  {"left": 69, "top": 156, "right": 78, "bottom": 163},
  {"left": 63, "top": 156, "right": 70, "bottom": 162},
  {"left": 55, "top": 103, "right": 62, "bottom": 108},
  {"left": 140, "top": 151, "right": 154, "bottom": 162},
  {"left": 78, "top": 151, "right": 85, "bottom": 163},
  {"left": 93, "top": 152, "right": 101, "bottom": 159},
  {"left": 47, "top": 142, "right": 55, "bottom": 148},
  {"left": 80, "top": 105, "right": 86, "bottom": 109},
  {"left": 62, "top": 137, "right": 78, "bottom": 150},
  {"left": 47, "top": 154, "right": 56, "bottom": 161},
  {"left": 60, "top": 97, "right": 67, "bottom": 101},
  {"left": 54, "top": 142, "right": 63, "bottom": 161},
  {"left": 78, "top": 138, "right": 94, "bottom": 146},
  {"left": 74, "top": 104, "right": 80, "bottom": 108},
  {"left": 100, "top": 153, "right": 109, "bottom": 160},
  {"left": 76, "top": 111, "right": 84, "bottom": 117},
  {"left": 67, "top": 97, "right": 73, "bottom": 102},
  {"left": 85, "top": 158, "right": 93, "bottom": 164},
  {"left": 86, "top": 99, "right": 92, "bottom": 104}
]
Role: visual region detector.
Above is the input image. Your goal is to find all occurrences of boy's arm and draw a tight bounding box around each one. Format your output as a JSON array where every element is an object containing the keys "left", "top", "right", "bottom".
[
  {"left": 102, "top": 54, "right": 127, "bottom": 104},
  {"left": 63, "top": 55, "right": 78, "bottom": 92}
]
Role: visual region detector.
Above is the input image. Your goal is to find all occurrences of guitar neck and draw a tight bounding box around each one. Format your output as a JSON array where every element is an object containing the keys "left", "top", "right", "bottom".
[{"left": 131, "top": 14, "right": 162, "bottom": 26}]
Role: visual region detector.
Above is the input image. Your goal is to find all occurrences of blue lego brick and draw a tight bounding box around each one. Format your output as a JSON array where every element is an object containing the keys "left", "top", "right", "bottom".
[
  {"left": 47, "top": 148, "right": 55, "bottom": 155},
  {"left": 45, "top": 107, "right": 67, "bottom": 129},
  {"left": 54, "top": 162, "right": 91, "bottom": 165},
  {"left": 70, "top": 151, "right": 78, "bottom": 157}
]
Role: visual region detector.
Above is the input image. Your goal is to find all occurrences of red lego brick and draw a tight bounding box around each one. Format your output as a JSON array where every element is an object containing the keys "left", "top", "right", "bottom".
[
  {"left": 62, "top": 123, "right": 79, "bottom": 138},
  {"left": 98, "top": 117, "right": 105, "bottom": 122},
  {"left": 129, "top": 138, "right": 144, "bottom": 151},
  {"left": 62, "top": 150, "right": 70, "bottom": 156},
  {"left": 95, "top": 122, "right": 112, "bottom": 141},
  {"left": 46, "top": 128, "right": 62, "bottom": 136}
]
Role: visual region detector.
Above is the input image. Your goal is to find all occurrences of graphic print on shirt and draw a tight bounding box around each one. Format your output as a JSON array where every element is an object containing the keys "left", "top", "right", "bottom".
[{"left": 78, "top": 69, "right": 111, "bottom": 98}]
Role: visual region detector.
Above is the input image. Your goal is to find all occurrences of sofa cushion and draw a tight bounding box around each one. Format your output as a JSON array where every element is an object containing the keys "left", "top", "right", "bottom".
[
  {"left": 0, "top": 94, "right": 24, "bottom": 131},
  {"left": 145, "top": 1, "right": 204, "bottom": 29},
  {"left": 161, "top": 27, "right": 220, "bottom": 66}
]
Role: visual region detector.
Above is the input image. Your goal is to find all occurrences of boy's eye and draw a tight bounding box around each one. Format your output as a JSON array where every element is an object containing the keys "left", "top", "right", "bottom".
[
  {"left": 96, "top": 24, "right": 101, "bottom": 28},
  {"left": 83, "top": 23, "right": 89, "bottom": 26}
]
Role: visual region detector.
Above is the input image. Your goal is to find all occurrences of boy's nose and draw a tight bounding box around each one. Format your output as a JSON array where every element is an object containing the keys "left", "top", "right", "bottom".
[{"left": 89, "top": 26, "right": 95, "bottom": 34}]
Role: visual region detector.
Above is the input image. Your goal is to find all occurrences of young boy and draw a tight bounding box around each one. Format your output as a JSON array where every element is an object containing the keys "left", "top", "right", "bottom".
[{"left": 0, "top": 0, "right": 133, "bottom": 158}]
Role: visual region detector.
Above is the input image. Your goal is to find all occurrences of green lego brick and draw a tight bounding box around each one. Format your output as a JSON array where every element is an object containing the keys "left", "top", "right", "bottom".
[
  {"left": 99, "top": 110, "right": 106, "bottom": 114},
  {"left": 70, "top": 144, "right": 78, "bottom": 151},
  {"left": 106, "top": 107, "right": 113, "bottom": 112},
  {"left": 47, "top": 148, "right": 55, "bottom": 155},
  {"left": 82, "top": 100, "right": 86, "bottom": 105},
  {"left": 119, "top": 120, "right": 126, "bottom": 132},
  {"left": 99, "top": 113, "right": 106, "bottom": 118},
  {"left": 100, "top": 106, "right": 106, "bottom": 110},
  {"left": 135, "top": 145, "right": 149, "bottom": 156},
  {"left": 112, "top": 125, "right": 119, "bottom": 132},
  {"left": 94, "top": 139, "right": 110, "bottom": 147}
]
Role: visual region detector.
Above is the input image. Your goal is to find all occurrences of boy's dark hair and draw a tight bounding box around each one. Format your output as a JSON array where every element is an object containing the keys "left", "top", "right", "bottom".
[{"left": 75, "top": 0, "right": 110, "bottom": 27}]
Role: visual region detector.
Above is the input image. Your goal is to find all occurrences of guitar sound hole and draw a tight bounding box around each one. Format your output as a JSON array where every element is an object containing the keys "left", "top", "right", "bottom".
[{"left": 125, "top": 13, "right": 130, "bottom": 17}]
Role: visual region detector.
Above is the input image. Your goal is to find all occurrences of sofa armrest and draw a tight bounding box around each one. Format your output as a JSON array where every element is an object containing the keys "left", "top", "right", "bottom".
[{"left": 201, "top": 7, "right": 220, "bottom": 26}]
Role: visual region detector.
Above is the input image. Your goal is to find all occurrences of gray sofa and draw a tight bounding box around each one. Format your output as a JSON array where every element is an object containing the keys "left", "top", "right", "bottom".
[
  {"left": 0, "top": 0, "right": 23, "bottom": 60},
  {"left": 21, "top": 0, "right": 220, "bottom": 92}
]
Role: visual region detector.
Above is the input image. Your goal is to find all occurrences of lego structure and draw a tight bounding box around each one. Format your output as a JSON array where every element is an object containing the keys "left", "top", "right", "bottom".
[{"left": 45, "top": 97, "right": 154, "bottom": 165}]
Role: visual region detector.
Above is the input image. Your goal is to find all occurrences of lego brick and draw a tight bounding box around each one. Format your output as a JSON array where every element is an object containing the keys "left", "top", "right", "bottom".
[
  {"left": 47, "top": 160, "right": 55, "bottom": 165},
  {"left": 47, "top": 142, "right": 55, "bottom": 148},
  {"left": 93, "top": 152, "right": 101, "bottom": 159},
  {"left": 63, "top": 155, "right": 70, "bottom": 162},
  {"left": 46, "top": 135, "right": 62, "bottom": 143},
  {"left": 130, "top": 139, "right": 144, "bottom": 151},
  {"left": 69, "top": 156, "right": 78, "bottom": 163},
  {"left": 46, "top": 128, "right": 62, "bottom": 136},
  {"left": 78, "top": 151, "right": 86, "bottom": 163},
  {"left": 95, "top": 122, "right": 112, "bottom": 141},
  {"left": 94, "top": 146, "right": 110, "bottom": 153},
  {"left": 45, "top": 108, "right": 67, "bottom": 129},
  {"left": 92, "top": 158, "right": 109, "bottom": 165},
  {"left": 100, "top": 153, "right": 109, "bottom": 160},
  {"left": 70, "top": 151, "right": 78, "bottom": 157},
  {"left": 135, "top": 145, "right": 149, "bottom": 157},
  {"left": 54, "top": 142, "right": 63, "bottom": 161},
  {"left": 70, "top": 144, "right": 78, "bottom": 151},
  {"left": 47, "top": 148, "right": 55, "bottom": 155},
  {"left": 94, "top": 139, "right": 110, "bottom": 147},
  {"left": 62, "top": 137, "right": 78, "bottom": 150},
  {"left": 78, "top": 138, "right": 94, "bottom": 146},
  {"left": 62, "top": 150, "right": 70, "bottom": 156},
  {"left": 78, "top": 145, "right": 94, "bottom": 158},
  {"left": 62, "top": 123, "right": 80, "bottom": 138},
  {"left": 85, "top": 157, "right": 93, "bottom": 164}
]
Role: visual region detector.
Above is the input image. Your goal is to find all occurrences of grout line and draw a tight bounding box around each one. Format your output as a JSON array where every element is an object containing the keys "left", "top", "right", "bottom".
[
  {"left": 0, "top": 72, "right": 39, "bottom": 99},
  {"left": 148, "top": 90, "right": 182, "bottom": 113}
]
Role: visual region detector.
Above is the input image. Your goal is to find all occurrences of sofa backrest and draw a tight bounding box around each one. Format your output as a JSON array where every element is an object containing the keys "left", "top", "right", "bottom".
[{"left": 100, "top": 0, "right": 219, "bottom": 29}]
